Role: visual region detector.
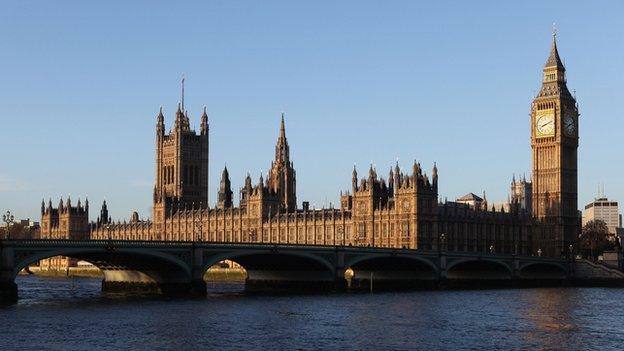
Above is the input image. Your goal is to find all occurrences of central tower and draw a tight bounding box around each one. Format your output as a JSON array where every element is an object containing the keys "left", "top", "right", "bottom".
[
  {"left": 530, "top": 32, "right": 579, "bottom": 255},
  {"left": 152, "top": 95, "right": 209, "bottom": 237},
  {"left": 267, "top": 114, "right": 297, "bottom": 212}
]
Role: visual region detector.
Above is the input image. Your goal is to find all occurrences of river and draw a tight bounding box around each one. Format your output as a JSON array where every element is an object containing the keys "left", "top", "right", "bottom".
[{"left": 1, "top": 275, "right": 624, "bottom": 350}]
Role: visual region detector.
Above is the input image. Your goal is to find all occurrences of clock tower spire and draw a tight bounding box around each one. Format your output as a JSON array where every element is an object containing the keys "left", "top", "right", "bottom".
[{"left": 530, "top": 31, "right": 579, "bottom": 257}]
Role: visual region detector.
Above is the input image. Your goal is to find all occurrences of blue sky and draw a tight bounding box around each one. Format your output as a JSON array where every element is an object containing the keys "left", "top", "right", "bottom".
[{"left": 1, "top": 1, "right": 623, "bottom": 221}]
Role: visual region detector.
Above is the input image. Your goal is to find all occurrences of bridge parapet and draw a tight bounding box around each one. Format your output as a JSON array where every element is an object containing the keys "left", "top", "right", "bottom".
[{"left": 0, "top": 239, "right": 587, "bottom": 303}]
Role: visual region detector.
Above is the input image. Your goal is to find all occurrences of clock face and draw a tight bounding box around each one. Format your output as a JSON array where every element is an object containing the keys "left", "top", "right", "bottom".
[
  {"left": 563, "top": 115, "right": 576, "bottom": 136},
  {"left": 536, "top": 114, "right": 555, "bottom": 137}
]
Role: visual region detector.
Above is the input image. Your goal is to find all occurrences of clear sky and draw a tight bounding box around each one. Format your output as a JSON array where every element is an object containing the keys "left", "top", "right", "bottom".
[{"left": 1, "top": 1, "right": 623, "bottom": 222}]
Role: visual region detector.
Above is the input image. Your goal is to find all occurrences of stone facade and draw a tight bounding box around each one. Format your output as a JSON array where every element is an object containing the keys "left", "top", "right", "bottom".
[
  {"left": 83, "top": 108, "right": 534, "bottom": 255},
  {"left": 39, "top": 197, "right": 90, "bottom": 269},
  {"left": 40, "top": 34, "right": 579, "bottom": 259}
]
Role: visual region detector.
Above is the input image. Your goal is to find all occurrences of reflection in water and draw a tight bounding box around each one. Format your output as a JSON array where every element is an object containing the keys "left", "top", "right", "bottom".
[
  {"left": 2, "top": 276, "right": 624, "bottom": 350},
  {"left": 519, "top": 288, "right": 581, "bottom": 350}
]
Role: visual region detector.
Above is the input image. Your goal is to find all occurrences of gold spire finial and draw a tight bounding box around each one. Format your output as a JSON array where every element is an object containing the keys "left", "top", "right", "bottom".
[{"left": 552, "top": 23, "right": 557, "bottom": 39}]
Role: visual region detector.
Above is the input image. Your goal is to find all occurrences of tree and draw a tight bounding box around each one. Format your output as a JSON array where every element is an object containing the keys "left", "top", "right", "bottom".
[
  {"left": 578, "top": 219, "right": 613, "bottom": 260},
  {"left": 0, "top": 222, "right": 38, "bottom": 239}
]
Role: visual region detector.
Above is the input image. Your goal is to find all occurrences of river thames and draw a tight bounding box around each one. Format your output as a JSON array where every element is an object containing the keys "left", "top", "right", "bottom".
[{"left": 2, "top": 276, "right": 624, "bottom": 350}]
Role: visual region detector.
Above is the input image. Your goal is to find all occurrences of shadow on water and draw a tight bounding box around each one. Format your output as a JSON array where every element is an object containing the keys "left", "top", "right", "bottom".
[{"left": 14, "top": 275, "right": 269, "bottom": 307}]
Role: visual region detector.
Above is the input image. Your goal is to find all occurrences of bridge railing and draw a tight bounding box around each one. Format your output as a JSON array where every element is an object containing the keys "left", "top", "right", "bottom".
[{"left": 0, "top": 238, "right": 570, "bottom": 262}]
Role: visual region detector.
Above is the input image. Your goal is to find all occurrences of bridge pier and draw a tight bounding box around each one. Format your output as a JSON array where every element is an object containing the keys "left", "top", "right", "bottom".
[
  {"left": 1, "top": 245, "right": 17, "bottom": 304},
  {"left": 0, "top": 281, "right": 17, "bottom": 305},
  {"left": 96, "top": 245, "right": 208, "bottom": 298},
  {"left": 102, "top": 269, "right": 207, "bottom": 296}
]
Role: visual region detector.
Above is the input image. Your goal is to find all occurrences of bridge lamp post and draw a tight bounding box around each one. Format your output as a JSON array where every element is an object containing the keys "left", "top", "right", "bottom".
[
  {"left": 489, "top": 244, "right": 495, "bottom": 255},
  {"left": 438, "top": 233, "right": 446, "bottom": 256},
  {"left": 2, "top": 210, "right": 15, "bottom": 239},
  {"left": 106, "top": 224, "right": 111, "bottom": 241},
  {"left": 537, "top": 248, "right": 542, "bottom": 257}
]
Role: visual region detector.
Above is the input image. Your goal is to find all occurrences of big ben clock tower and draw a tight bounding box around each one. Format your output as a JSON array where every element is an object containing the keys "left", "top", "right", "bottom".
[{"left": 531, "top": 31, "right": 579, "bottom": 256}]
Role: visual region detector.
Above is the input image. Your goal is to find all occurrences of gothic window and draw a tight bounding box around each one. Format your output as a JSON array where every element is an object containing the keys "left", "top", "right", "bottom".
[
  {"left": 358, "top": 223, "right": 366, "bottom": 238},
  {"left": 403, "top": 222, "right": 410, "bottom": 238}
]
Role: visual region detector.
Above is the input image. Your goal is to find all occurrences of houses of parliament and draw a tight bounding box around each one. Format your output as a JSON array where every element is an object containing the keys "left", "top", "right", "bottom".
[{"left": 39, "top": 33, "right": 580, "bottom": 263}]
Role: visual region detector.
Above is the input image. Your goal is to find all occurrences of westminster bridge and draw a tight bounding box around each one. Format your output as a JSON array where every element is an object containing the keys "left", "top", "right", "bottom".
[{"left": 0, "top": 239, "right": 584, "bottom": 304}]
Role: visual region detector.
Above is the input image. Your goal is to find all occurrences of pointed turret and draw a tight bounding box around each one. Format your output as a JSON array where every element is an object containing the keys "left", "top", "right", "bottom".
[
  {"left": 432, "top": 162, "right": 438, "bottom": 185},
  {"left": 274, "top": 113, "right": 290, "bottom": 165},
  {"left": 184, "top": 109, "right": 190, "bottom": 129},
  {"left": 544, "top": 31, "right": 565, "bottom": 70},
  {"left": 352, "top": 165, "right": 358, "bottom": 191},
  {"left": 174, "top": 103, "right": 185, "bottom": 131},
  {"left": 156, "top": 106, "right": 165, "bottom": 137},
  {"left": 245, "top": 172, "right": 252, "bottom": 189},
  {"left": 482, "top": 191, "right": 488, "bottom": 211},
  {"left": 217, "top": 165, "right": 233, "bottom": 209},
  {"left": 200, "top": 106, "right": 209, "bottom": 135},
  {"left": 99, "top": 200, "right": 109, "bottom": 224},
  {"left": 413, "top": 160, "right": 421, "bottom": 176},
  {"left": 280, "top": 112, "right": 286, "bottom": 139},
  {"left": 41, "top": 199, "right": 45, "bottom": 214},
  {"left": 538, "top": 29, "right": 572, "bottom": 99}
]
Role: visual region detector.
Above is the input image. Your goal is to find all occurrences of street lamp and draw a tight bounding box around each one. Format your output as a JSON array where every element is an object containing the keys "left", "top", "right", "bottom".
[
  {"left": 2, "top": 210, "right": 15, "bottom": 239},
  {"left": 537, "top": 248, "right": 542, "bottom": 257},
  {"left": 438, "top": 233, "right": 446, "bottom": 255},
  {"left": 489, "top": 243, "right": 495, "bottom": 254}
]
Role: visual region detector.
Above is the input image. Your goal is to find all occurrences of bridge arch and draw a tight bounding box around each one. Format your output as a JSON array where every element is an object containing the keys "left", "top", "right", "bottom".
[
  {"left": 202, "top": 250, "right": 334, "bottom": 274},
  {"left": 518, "top": 262, "right": 569, "bottom": 280},
  {"left": 202, "top": 249, "right": 337, "bottom": 292},
  {"left": 446, "top": 258, "right": 513, "bottom": 280},
  {"left": 345, "top": 254, "right": 438, "bottom": 290},
  {"left": 346, "top": 254, "right": 438, "bottom": 274},
  {"left": 13, "top": 248, "right": 192, "bottom": 279},
  {"left": 13, "top": 247, "right": 194, "bottom": 295}
]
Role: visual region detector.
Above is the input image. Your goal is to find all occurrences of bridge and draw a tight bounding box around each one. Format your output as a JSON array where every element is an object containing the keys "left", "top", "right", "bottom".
[{"left": 0, "top": 239, "right": 575, "bottom": 303}]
